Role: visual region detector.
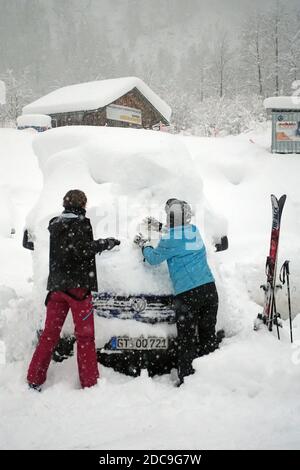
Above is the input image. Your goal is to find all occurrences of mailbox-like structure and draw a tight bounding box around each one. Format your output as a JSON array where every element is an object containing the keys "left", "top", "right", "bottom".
[{"left": 264, "top": 96, "right": 300, "bottom": 154}]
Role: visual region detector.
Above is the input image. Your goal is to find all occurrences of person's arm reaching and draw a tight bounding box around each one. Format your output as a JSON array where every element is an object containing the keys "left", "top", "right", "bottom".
[
  {"left": 71, "top": 238, "right": 109, "bottom": 260},
  {"left": 66, "top": 224, "right": 120, "bottom": 261},
  {"left": 134, "top": 234, "right": 178, "bottom": 266}
]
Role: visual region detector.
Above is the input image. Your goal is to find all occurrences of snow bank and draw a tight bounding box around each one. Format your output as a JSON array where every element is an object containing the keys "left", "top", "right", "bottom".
[
  {"left": 0, "top": 129, "right": 43, "bottom": 367},
  {"left": 0, "top": 286, "right": 17, "bottom": 312},
  {"left": 32, "top": 126, "right": 196, "bottom": 192},
  {"left": 0, "top": 186, "right": 14, "bottom": 237},
  {"left": 0, "top": 129, "right": 42, "bottom": 193},
  {"left": 0, "top": 129, "right": 42, "bottom": 294},
  {"left": 183, "top": 123, "right": 300, "bottom": 320},
  {"left": 22, "top": 77, "right": 172, "bottom": 122},
  {"left": 22, "top": 125, "right": 228, "bottom": 338},
  {"left": 1, "top": 325, "right": 300, "bottom": 450},
  {"left": 27, "top": 126, "right": 224, "bottom": 294},
  {"left": 2, "top": 123, "right": 300, "bottom": 449},
  {"left": 264, "top": 96, "right": 300, "bottom": 110},
  {"left": 17, "top": 114, "right": 51, "bottom": 129}
]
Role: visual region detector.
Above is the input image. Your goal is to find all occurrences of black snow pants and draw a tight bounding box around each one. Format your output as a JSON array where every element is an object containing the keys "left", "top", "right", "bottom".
[{"left": 174, "top": 282, "right": 219, "bottom": 383}]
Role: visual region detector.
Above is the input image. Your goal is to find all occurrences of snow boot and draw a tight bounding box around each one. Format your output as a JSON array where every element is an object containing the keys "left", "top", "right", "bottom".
[
  {"left": 216, "top": 329, "right": 225, "bottom": 345},
  {"left": 28, "top": 383, "right": 42, "bottom": 392}
]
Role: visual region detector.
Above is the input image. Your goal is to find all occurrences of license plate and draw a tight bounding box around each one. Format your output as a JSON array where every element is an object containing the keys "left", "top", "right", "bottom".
[{"left": 113, "top": 336, "right": 168, "bottom": 350}]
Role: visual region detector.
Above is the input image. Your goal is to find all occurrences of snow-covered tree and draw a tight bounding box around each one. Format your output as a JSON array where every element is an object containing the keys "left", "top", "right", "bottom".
[
  {"left": 0, "top": 69, "right": 34, "bottom": 124},
  {"left": 1, "top": 0, "right": 299, "bottom": 135},
  {"left": 282, "top": 12, "right": 300, "bottom": 84},
  {"left": 240, "top": 10, "right": 265, "bottom": 96},
  {"left": 209, "top": 27, "right": 234, "bottom": 98}
]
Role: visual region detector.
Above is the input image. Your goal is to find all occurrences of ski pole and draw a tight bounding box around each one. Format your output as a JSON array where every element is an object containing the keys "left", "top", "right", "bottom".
[
  {"left": 280, "top": 260, "right": 293, "bottom": 344},
  {"left": 273, "top": 294, "right": 281, "bottom": 340}
]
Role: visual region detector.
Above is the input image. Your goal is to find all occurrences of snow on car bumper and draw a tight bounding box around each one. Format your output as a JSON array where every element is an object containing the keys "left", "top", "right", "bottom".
[
  {"left": 92, "top": 292, "right": 176, "bottom": 324},
  {"left": 94, "top": 293, "right": 177, "bottom": 376},
  {"left": 52, "top": 293, "right": 178, "bottom": 376}
]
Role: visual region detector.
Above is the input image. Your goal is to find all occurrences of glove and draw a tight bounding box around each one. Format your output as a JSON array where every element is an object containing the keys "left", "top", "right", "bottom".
[
  {"left": 142, "top": 217, "right": 163, "bottom": 232},
  {"left": 105, "top": 238, "right": 121, "bottom": 251},
  {"left": 133, "top": 233, "right": 150, "bottom": 248}
]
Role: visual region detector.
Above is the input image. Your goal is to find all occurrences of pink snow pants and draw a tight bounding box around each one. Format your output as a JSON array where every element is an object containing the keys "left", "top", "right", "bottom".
[{"left": 27, "top": 288, "right": 99, "bottom": 388}]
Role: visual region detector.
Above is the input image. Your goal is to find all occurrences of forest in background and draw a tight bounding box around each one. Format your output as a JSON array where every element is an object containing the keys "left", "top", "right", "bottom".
[{"left": 0, "top": 0, "right": 300, "bottom": 135}]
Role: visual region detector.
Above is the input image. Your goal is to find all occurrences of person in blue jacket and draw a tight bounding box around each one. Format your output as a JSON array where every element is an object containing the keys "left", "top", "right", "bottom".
[{"left": 134, "top": 198, "right": 223, "bottom": 386}]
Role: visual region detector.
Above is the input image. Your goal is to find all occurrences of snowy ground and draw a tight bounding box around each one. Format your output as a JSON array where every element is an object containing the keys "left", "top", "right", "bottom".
[{"left": 1, "top": 124, "right": 300, "bottom": 450}]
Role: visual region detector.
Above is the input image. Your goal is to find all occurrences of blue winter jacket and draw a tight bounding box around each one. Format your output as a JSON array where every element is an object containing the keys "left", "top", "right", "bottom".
[{"left": 143, "top": 224, "right": 214, "bottom": 295}]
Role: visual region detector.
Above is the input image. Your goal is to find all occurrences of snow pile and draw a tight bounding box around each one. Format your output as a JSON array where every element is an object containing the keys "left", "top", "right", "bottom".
[
  {"left": 264, "top": 96, "right": 300, "bottom": 110},
  {"left": 0, "top": 129, "right": 43, "bottom": 367},
  {"left": 18, "top": 125, "right": 228, "bottom": 344},
  {"left": 26, "top": 125, "right": 225, "bottom": 297},
  {"left": 0, "top": 129, "right": 42, "bottom": 194},
  {"left": 183, "top": 123, "right": 300, "bottom": 321},
  {"left": 0, "top": 286, "right": 17, "bottom": 313},
  {"left": 23, "top": 77, "right": 172, "bottom": 122},
  {"left": 0, "top": 186, "right": 14, "bottom": 238},
  {"left": 17, "top": 114, "right": 51, "bottom": 129},
  {"left": 0, "top": 129, "right": 42, "bottom": 293},
  {"left": 1, "top": 123, "right": 300, "bottom": 449},
  {"left": 1, "top": 296, "right": 40, "bottom": 363},
  {"left": 1, "top": 329, "right": 300, "bottom": 450}
]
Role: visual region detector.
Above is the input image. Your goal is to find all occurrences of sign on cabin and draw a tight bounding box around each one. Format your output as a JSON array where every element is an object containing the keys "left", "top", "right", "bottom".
[{"left": 106, "top": 104, "right": 142, "bottom": 125}]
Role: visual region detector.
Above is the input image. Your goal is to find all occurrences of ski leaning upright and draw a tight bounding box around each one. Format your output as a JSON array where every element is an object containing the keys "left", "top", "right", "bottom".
[{"left": 254, "top": 194, "right": 287, "bottom": 337}]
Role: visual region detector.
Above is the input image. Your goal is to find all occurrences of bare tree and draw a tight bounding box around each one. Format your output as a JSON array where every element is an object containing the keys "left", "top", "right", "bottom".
[
  {"left": 211, "top": 28, "right": 233, "bottom": 98},
  {"left": 282, "top": 12, "right": 300, "bottom": 83},
  {"left": 261, "top": 0, "right": 285, "bottom": 96},
  {"left": 274, "top": 1, "right": 280, "bottom": 95},
  {"left": 240, "top": 10, "right": 265, "bottom": 96}
]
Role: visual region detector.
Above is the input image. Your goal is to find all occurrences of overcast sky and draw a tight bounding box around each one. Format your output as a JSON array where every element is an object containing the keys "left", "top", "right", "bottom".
[{"left": 0, "top": 0, "right": 299, "bottom": 101}]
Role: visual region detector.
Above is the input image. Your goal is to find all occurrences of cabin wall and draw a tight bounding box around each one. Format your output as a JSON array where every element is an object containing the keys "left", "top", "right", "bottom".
[{"left": 113, "top": 88, "right": 168, "bottom": 128}]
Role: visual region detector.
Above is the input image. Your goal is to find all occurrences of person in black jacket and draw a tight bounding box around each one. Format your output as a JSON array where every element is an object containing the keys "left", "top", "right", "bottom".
[{"left": 27, "top": 189, "right": 120, "bottom": 391}]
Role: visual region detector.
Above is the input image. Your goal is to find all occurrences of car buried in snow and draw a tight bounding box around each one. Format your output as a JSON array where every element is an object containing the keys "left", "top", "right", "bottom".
[{"left": 24, "top": 126, "right": 228, "bottom": 377}]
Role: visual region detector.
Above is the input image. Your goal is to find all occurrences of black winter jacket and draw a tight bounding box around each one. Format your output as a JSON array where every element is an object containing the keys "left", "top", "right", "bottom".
[{"left": 47, "top": 209, "right": 108, "bottom": 292}]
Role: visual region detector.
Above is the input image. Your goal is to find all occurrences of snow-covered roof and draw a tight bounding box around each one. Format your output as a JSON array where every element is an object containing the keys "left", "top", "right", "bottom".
[
  {"left": 264, "top": 96, "right": 300, "bottom": 110},
  {"left": 17, "top": 114, "right": 52, "bottom": 128},
  {"left": 22, "top": 77, "right": 172, "bottom": 122}
]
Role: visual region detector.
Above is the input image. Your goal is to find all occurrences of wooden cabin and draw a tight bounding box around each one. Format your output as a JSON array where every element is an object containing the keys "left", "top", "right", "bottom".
[{"left": 22, "top": 77, "right": 172, "bottom": 130}]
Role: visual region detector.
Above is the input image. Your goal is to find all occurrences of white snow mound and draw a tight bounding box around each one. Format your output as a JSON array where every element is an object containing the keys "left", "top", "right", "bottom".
[{"left": 24, "top": 125, "right": 228, "bottom": 340}]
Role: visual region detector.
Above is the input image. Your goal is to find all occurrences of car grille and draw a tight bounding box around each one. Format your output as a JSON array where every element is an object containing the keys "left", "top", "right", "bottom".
[{"left": 92, "top": 293, "right": 175, "bottom": 324}]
